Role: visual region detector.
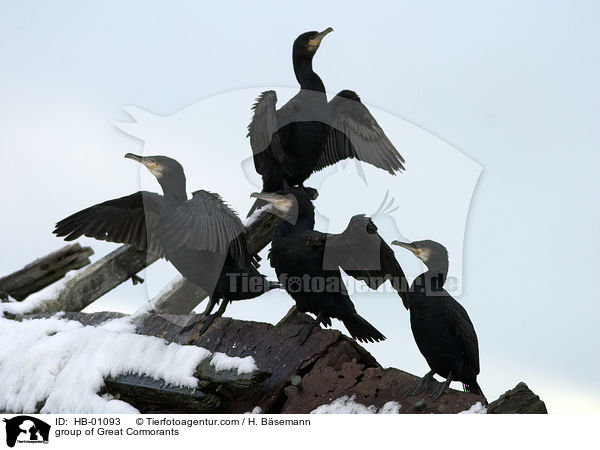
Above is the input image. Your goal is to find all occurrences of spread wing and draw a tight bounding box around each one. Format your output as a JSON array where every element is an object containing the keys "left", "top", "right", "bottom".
[
  {"left": 306, "top": 215, "right": 409, "bottom": 308},
  {"left": 247, "top": 90, "right": 279, "bottom": 175},
  {"left": 315, "top": 90, "right": 405, "bottom": 174},
  {"left": 443, "top": 296, "right": 480, "bottom": 375},
  {"left": 53, "top": 191, "right": 164, "bottom": 256},
  {"left": 158, "top": 190, "right": 249, "bottom": 268},
  {"left": 247, "top": 90, "right": 304, "bottom": 179}
]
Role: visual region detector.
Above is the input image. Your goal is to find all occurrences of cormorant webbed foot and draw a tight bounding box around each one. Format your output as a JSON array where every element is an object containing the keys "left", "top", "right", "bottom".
[
  {"left": 130, "top": 273, "right": 144, "bottom": 285},
  {"left": 404, "top": 370, "right": 437, "bottom": 398},
  {"left": 427, "top": 371, "right": 453, "bottom": 402}
]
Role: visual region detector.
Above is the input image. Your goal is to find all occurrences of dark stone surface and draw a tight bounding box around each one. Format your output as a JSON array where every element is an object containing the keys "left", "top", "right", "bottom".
[
  {"left": 11, "top": 310, "right": 547, "bottom": 414},
  {"left": 488, "top": 382, "right": 548, "bottom": 414}
]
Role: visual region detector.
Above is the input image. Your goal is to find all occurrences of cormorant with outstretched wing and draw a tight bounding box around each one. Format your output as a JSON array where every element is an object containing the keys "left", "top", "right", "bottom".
[{"left": 252, "top": 188, "right": 408, "bottom": 344}]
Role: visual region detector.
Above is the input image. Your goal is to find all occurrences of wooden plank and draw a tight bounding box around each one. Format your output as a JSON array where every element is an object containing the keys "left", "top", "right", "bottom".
[
  {"left": 29, "top": 245, "right": 159, "bottom": 314},
  {"left": 0, "top": 243, "right": 93, "bottom": 301},
  {"left": 102, "top": 374, "right": 221, "bottom": 413},
  {"left": 151, "top": 276, "right": 207, "bottom": 315},
  {"left": 101, "top": 349, "right": 268, "bottom": 413}
]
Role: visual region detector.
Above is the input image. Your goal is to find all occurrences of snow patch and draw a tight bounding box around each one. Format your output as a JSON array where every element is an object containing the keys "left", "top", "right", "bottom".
[
  {"left": 459, "top": 402, "right": 488, "bottom": 414},
  {"left": 0, "top": 315, "right": 213, "bottom": 413},
  {"left": 379, "top": 401, "right": 402, "bottom": 414},
  {"left": 0, "top": 270, "right": 83, "bottom": 316},
  {"left": 210, "top": 352, "right": 258, "bottom": 375},
  {"left": 245, "top": 406, "right": 262, "bottom": 414},
  {"left": 310, "top": 395, "right": 401, "bottom": 414},
  {"left": 244, "top": 204, "right": 273, "bottom": 227}
]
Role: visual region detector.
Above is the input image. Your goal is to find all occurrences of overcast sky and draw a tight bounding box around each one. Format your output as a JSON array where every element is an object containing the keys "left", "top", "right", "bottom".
[{"left": 1, "top": 1, "right": 599, "bottom": 413}]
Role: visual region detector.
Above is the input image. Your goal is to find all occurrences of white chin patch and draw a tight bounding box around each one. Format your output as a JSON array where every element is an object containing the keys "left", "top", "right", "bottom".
[
  {"left": 150, "top": 168, "right": 163, "bottom": 178},
  {"left": 276, "top": 198, "right": 294, "bottom": 213},
  {"left": 417, "top": 248, "right": 431, "bottom": 262}
]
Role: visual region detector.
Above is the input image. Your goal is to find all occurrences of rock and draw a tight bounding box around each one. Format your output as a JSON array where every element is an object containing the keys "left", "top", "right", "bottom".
[
  {"left": 6, "top": 310, "right": 547, "bottom": 414},
  {"left": 487, "top": 382, "right": 548, "bottom": 414}
]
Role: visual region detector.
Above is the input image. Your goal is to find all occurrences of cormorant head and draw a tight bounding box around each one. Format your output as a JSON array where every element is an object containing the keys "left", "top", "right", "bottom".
[
  {"left": 124, "top": 153, "right": 184, "bottom": 180},
  {"left": 250, "top": 188, "right": 316, "bottom": 225},
  {"left": 391, "top": 239, "right": 449, "bottom": 270},
  {"left": 293, "top": 28, "right": 333, "bottom": 58}
]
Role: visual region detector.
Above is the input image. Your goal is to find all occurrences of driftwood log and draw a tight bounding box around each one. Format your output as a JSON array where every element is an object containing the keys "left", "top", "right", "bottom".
[{"left": 0, "top": 243, "right": 93, "bottom": 301}]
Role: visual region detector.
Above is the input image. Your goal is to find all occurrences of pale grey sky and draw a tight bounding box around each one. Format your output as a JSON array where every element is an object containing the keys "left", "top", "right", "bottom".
[{"left": 1, "top": 1, "right": 599, "bottom": 412}]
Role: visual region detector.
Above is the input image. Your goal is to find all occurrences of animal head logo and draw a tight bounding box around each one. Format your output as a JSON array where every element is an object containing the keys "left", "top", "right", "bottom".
[
  {"left": 114, "top": 87, "right": 481, "bottom": 299},
  {"left": 3, "top": 416, "right": 51, "bottom": 448}
]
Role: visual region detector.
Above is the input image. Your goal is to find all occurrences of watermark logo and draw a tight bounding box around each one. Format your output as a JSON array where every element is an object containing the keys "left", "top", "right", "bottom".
[
  {"left": 3, "top": 416, "right": 50, "bottom": 447},
  {"left": 114, "top": 87, "right": 481, "bottom": 305}
]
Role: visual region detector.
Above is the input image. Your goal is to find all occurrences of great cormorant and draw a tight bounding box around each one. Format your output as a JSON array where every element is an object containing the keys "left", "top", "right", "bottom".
[
  {"left": 247, "top": 28, "right": 405, "bottom": 213},
  {"left": 392, "top": 239, "right": 484, "bottom": 401},
  {"left": 252, "top": 188, "right": 408, "bottom": 344},
  {"left": 53, "top": 154, "right": 279, "bottom": 327}
]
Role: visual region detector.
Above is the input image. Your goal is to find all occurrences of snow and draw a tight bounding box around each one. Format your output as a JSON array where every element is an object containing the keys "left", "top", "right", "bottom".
[
  {"left": 0, "top": 314, "right": 259, "bottom": 413},
  {"left": 244, "top": 204, "right": 273, "bottom": 227},
  {"left": 210, "top": 352, "right": 258, "bottom": 375},
  {"left": 459, "top": 402, "right": 488, "bottom": 414},
  {"left": 136, "top": 275, "right": 184, "bottom": 315},
  {"left": 245, "top": 406, "right": 262, "bottom": 414},
  {"left": 0, "top": 270, "right": 82, "bottom": 316},
  {"left": 310, "top": 395, "right": 401, "bottom": 414}
]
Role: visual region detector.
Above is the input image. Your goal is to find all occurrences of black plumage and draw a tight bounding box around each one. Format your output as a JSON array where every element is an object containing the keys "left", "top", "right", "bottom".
[
  {"left": 253, "top": 188, "right": 408, "bottom": 343},
  {"left": 247, "top": 28, "right": 404, "bottom": 213},
  {"left": 392, "top": 239, "right": 485, "bottom": 401},
  {"left": 54, "top": 154, "right": 278, "bottom": 324}
]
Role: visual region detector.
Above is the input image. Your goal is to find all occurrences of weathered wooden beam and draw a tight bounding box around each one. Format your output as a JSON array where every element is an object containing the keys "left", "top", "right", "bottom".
[
  {"left": 151, "top": 276, "right": 207, "bottom": 315},
  {"left": 193, "top": 357, "right": 269, "bottom": 399},
  {"left": 29, "top": 245, "right": 159, "bottom": 314},
  {"left": 102, "top": 353, "right": 268, "bottom": 413},
  {"left": 0, "top": 243, "right": 93, "bottom": 301},
  {"left": 245, "top": 206, "right": 283, "bottom": 256},
  {"left": 102, "top": 374, "right": 221, "bottom": 413}
]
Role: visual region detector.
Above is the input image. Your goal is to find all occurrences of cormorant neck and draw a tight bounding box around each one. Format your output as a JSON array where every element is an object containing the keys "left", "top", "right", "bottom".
[
  {"left": 278, "top": 204, "right": 315, "bottom": 234},
  {"left": 413, "top": 258, "right": 449, "bottom": 294},
  {"left": 158, "top": 176, "right": 187, "bottom": 205},
  {"left": 293, "top": 54, "right": 325, "bottom": 93}
]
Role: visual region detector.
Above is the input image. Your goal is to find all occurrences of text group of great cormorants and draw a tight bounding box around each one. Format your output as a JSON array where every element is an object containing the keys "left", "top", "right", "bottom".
[{"left": 54, "top": 28, "right": 484, "bottom": 402}]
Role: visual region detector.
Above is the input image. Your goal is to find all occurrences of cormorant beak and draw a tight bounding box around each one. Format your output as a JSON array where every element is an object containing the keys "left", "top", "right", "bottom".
[
  {"left": 125, "top": 153, "right": 157, "bottom": 171},
  {"left": 307, "top": 27, "right": 333, "bottom": 50},
  {"left": 250, "top": 192, "right": 292, "bottom": 211},
  {"left": 250, "top": 192, "right": 298, "bottom": 223},
  {"left": 391, "top": 240, "right": 420, "bottom": 256},
  {"left": 124, "top": 153, "right": 160, "bottom": 175}
]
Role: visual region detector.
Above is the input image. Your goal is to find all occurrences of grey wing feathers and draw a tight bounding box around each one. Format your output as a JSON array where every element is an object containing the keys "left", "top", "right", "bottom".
[
  {"left": 248, "top": 90, "right": 278, "bottom": 160},
  {"left": 315, "top": 90, "right": 405, "bottom": 174},
  {"left": 159, "top": 190, "right": 249, "bottom": 268},
  {"left": 318, "top": 215, "right": 409, "bottom": 308},
  {"left": 53, "top": 191, "right": 164, "bottom": 256},
  {"left": 443, "top": 297, "right": 480, "bottom": 375}
]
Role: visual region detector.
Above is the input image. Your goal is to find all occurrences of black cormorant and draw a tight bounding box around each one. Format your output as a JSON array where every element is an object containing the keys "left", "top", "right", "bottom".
[
  {"left": 53, "top": 154, "right": 279, "bottom": 327},
  {"left": 247, "top": 28, "right": 405, "bottom": 213},
  {"left": 252, "top": 188, "right": 409, "bottom": 344},
  {"left": 392, "top": 239, "right": 484, "bottom": 401}
]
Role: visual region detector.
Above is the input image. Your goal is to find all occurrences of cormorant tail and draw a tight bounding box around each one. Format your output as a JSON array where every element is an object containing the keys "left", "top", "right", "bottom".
[
  {"left": 464, "top": 381, "right": 486, "bottom": 400},
  {"left": 342, "top": 313, "right": 386, "bottom": 343}
]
